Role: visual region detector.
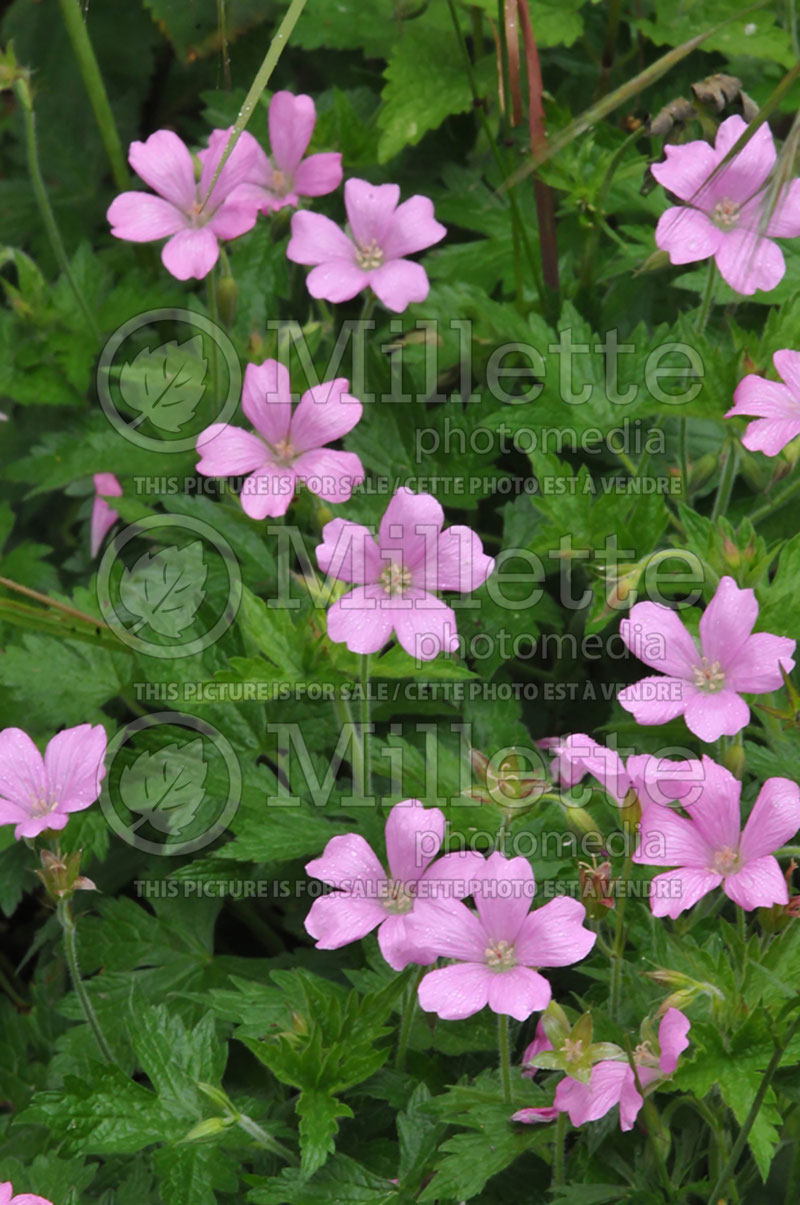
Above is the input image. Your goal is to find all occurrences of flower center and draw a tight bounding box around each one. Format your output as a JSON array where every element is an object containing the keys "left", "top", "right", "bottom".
[
  {"left": 485, "top": 939, "right": 517, "bottom": 971},
  {"left": 381, "top": 879, "right": 414, "bottom": 915},
  {"left": 31, "top": 795, "right": 55, "bottom": 817},
  {"left": 712, "top": 197, "right": 741, "bottom": 230},
  {"left": 691, "top": 656, "right": 725, "bottom": 693},
  {"left": 379, "top": 561, "right": 412, "bottom": 596},
  {"left": 187, "top": 198, "right": 210, "bottom": 228},
  {"left": 634, "top": 1040, "right": 659, "bottom": 1068},
  {"left": 271, "top": 438, "right": 296, "bottom": 466},
  {"left": 710, "top": 844, "right": 740, "bottom": 876},
  {"left": 355, "top": 239, "right": 384, "bottom": 270},
  {"left": 562, "top": 1038, "right": 584, "bottom": 1063},
  {"left": 271, "top": 169, "right": 289, "bottom": 196}
]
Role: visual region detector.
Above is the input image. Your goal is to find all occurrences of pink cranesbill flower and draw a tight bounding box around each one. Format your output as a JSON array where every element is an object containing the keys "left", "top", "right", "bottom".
[
  {"left": 107, "top": 126, "right": 261, "bottom": 280},
  {"left": 287, "top": 178, "right": 446, "bottom": 312},
  {"left": 316, "top": 487, "right": 495, "bottom": 661},
  {"left": 515, "top": 1009, "right": 691, "bottom": 1131},
  {"left": 634, "top": 755, "right": 800, "bottom": 918},
  {"left": 196, "top": 359, "right": 364, "bottom": 519},
  {"left": 725, "top": 349, "right": 800, "bottom": 456},
  {"left": 652, "top": 115, "right": 800, "bottom": 295},
  {"left": 413, "top": 853, "right": 596, "bottom": 1022},
  {"left": 237, "top": 91, "right": 342, "bottom": 213},
  {"left": 0, "top": 1183, "right": 54, "bottom": 1205},
  {"left": 304, "top": 799, "right": 483, "bottom": 971},
  {"left": 617, "top": 575, "right": 796, "bottom": 743},
  {"left": 90, "top": 472, "right": 122, "bottom": 558},
  {"left": 539, "top": 734, "right": 631, "bottom": 805},
  {"left": 0, "top": 724, "right": 107, "bottom": 840},
  {"left": 625, "top": 754, "right": 707, "bottom": 809}
]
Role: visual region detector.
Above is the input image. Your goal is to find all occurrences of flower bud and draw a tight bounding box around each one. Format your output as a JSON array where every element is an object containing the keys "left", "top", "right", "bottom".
[
  {"left": 182, "top": 1116, "right": 234, "bottom": 1142},
  {"left": 216, "top": 273, "right": 237, "bottom": 328},
  {"left": 722, "top": 741, "right": 745, "bottom": 780}
]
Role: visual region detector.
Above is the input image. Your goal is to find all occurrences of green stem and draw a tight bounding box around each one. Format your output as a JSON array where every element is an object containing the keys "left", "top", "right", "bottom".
[
  {"left": 679, "top": 416, "right": 690, "bottom": 496},
  {"left": 737, "top": 906, "right": 747, "bottom": 943},
  {"left": 552, "top": 1110, "right": 567, "bottom": 1186},
  {"left": 710, "top": 442, "right": 738, "bottom": 523},
  {"left": 207, "top": 266, "right": 221, "bottom": 411},
  {"left": 707, "top": 1011, "right": 800, "bottom": 1205},
  {"left": 236, "top": 1112, "right": 299, "bottom": 1163},
  {"left": 13, "top": 79, "right": 100, "bottom": 339},
  {"left": 498, "top": 1013, "right": 512, "bottom": 1104},
  {"left": 57, "top": 898, "right": 116, "bottom": 1064},
  {"left": 332, "top": 695, "right": 365, "bottom": 798},
  {"left": 750, "top": 472, "right": 800, "bottom": 525},
  {"left": 200, "top": 0, "right": 308, "bottom": 210},
  {"left": 609, "top": 854, "right": 631, "bottom": 1021},
  {"left": 360, "top": 653, "right": 372, "bottom": 798},
  {"left": 696, "top": 259, "right": 716, "bottom": 334},
  {"left": 57, "top": 0, "right": 129, "bottom": 190},
  {"left": 395, "top": 966, "right": 424, "bottom": 1070}
]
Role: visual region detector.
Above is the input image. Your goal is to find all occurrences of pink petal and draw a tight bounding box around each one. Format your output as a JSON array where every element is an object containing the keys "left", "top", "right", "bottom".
[
  {"left": 487, "top": 965, "right": 551, "bottom": 1020},
  {"left": 699, "top": 576, "right": 757, "bottom": 667},
  {"left": 378, "top": 912, "right": 435, "bottom": 971},
  {"left": 407, "top": 897, "right": 488, "bottom": 962},
  {"left": 617, "top": 675, "right": 690, "bottom": 726},
  {"left": 44, "top": 723, "right": 107, "bottom": 811},
  {"left": 241, "top": 359, "right": 293, "bottom": 446},
  {"left": 620, "top": 602, "right": 698, "bottom": 676},
  {"left": 655, "top": 207, "right": 722, "bottom": 265},
  {"left": 773, "top": 348, "right": 800, "bottom": 397},
  {"left": 431, "top": 526, "right": 495, "bottom": 593},
  {"left": 94, "top": 472, "right": 122, "bottom": 499},
  {"left": 287, "top": 210, "right": 355, "bottom": 265},
  {"left": 292, "top": 448, "right": 364, "bottom": 503},
  {"left": 740, "top": 777, "right": 800, "bottom": 862},
  {"left": 650, "top": 139, "right": 719, "bottom": 204},
  {"left": 269, "top": 91, "right": 315, "bottom": 174},
  {"left": 522, "top": 1020, "right": 553, "bottom": 1073},
  {"left": 0, "top": 797, "right": 31, "bottom": 835},
  {"left": 316, "top": 518, "right": 382, "bottom": 584},
  {"left": 633, "top": 805, "right": 713, "bottom": 869},
  {"left": 724, "top": 855, "right": 789, "bottom": 910},
  {"left": 726, "top": 633, "right": 796, "bottom": 693},
  {"left": 511, "top": 1107, "right": 559, "bottom": 1124},
  {"left": 306, "top": 831, "right": 385, "bottom": 888},
  {"left": 740, "top": 418, "right": 800, "bottom": 456},
  {"left": 0, "top": 727, "right": 46, "bottom": 812},
  {"left": 649, "top": 867, "right": 721, "bottom": 919},
  {"left": 206, "top": 198, "right": 259, "bottom": 241},
  {"left": 344, "top": 179, "right": 401, "bottom": 248},
  {"left": 128, "top": 130, "right": 196, "bottom": 210},
  {"left": 418, "top": 850, "right": 485, "bottom": 898},
  {"left": 379, "top": 488, "right": 444, "bottom": 571},
  {"left": 161, "top": 228, "right": 219, "bottom": 281},
  {"left": 729, "top": 373, "right": 798, "bottom": 421},
  {"left": 369, "top": 259, "right": 430, "bottom": 312},
  {"left": 107, "top": 192, "right": 187, "bottom": 242},
  {"left": 675, "top": 755, "right": 741, "bottom": 851},
  {"left": 658, "top": 1008, "right": 691, "bottom": 1075},
  {"left": 304, "top": 893, "right": 386, "bottom": 948},
  {"left": 627, "top": 755, "right": 706, "bottom": 808},
  {"left": 390, "top": 590, "right": 459, "bottom": 660},
  {"left": 382, "top": 194, "right": 447, "bottom": 258},
  {"left": 713, "top": 115, "right": 776, "bottom": 198},
  {"left": 196, "top": 424, "right": 268, "bottom": 476},
  {"left": 682, "top": 689, "right": 750, "bottom": 742},
  {"left": 91, "top": 496, "right": 119, "bottom": 558},
  {"left": 763, "top": 179, "right": 800, "bottom": 236},
  {"left": 9, "top": 1196, "right": 54, "bottom": 1205},
  {"left": 385, "top": 798, "right": 444, "bottom": 882},
  {"left": 326, "top": 584, "right": 397, "bottom": 654},
  {"left": 199, "top": 128, "right": 260, "bottom": 211},
  {"left": 470, "top": 853, "right": 534, "bottom": 943},
  {"left": 239, "top": 465, "right": 296, "bottom": 519},
  {"left": 417, "top": 962, "right": 491, "bottom": 1020},
  {"left": 306, "top": 260, "right": 371, "bottom": 304},
  {"left": 715, "top": 229, "right": 785, "bottom": 296},
  {"left": 290, "top": 379, "right": 362, "bottom": 452},
  {"left": 514, "top": 897, "right": 595, "bottom": 967},
  {"left": 556, "top": 1062, "right": 633, "bottom": 1127},
  {"left": 572, "top": 740, "right": 630, "bottom": 805},
  {"left": 294, "top": 152, "right": 343, "bottom": 198}
]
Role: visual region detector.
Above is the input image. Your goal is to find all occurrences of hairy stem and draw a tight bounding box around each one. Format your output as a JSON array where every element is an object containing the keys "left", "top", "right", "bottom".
[
  {"left": 498, "top": 1013, "right": 513, "bottom": 1104},
  {"left": 57, "top": 898, "right": 116, "bottom": 1064}
]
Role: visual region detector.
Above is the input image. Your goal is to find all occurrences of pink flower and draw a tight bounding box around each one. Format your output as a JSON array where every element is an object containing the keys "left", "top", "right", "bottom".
[
  {"left": 304, "top": 799, "right": 483, "bottom": 971},
  {"left": 90, "top": 472, "right": 122, "bottom": 558},
  {"left": 196, "top": 359, "right": 364, "bottom": 519},
  {"left": 107, "top": 127, "right": 261, "bottom": 280},
  {"left": 237, "top": 91, "right": 342, "bottom": 213},
  {"left": 413, "top": 853, "right": 596, "bottom": 1022},
  {"left": 540, "top": 734, "right": 630, "bottom": 804},
  {"left": 287, "top": 178, "right": 446, "bottom": 312},
  {"left": 634, "top": 756, "right": 800, "bottom": 918},
  {"left": 546, "top": 1009, "right": 690, "bottom": 1132},
  {"left": 617, "top": 575, "right": 796, "bottom": 742},
  {"left": 0, "top": 1182, "right": 54, "bottom": 1205},
  {"left": 315, "top": 487, "right": 495, "bottom": 661},
  {"left": 521, "top": 1019, "right": 553, "bottom": 1078},
  {"left": 652, "top": 115, "right": 800, "bottom": 295},
  {"left": 625, "top": 754, "right": 707, "bottom": 809},
  {"left": 725, "top": 349, "right": 800, "bottom": 456},
  {"left": 0, "top": 724, "right": 107, "bottom": 840}
]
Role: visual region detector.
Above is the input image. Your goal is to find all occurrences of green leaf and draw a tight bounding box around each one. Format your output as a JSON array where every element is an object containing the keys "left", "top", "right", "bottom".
[
  {"left": 296, "top": 1090, "right": 353, "bottom": 1177},
  {"left": 119, "top": 541, "right": 209, "bottom": 638},
  {"left": 378, "top": 28, "right": 477, "bottom": 162}
]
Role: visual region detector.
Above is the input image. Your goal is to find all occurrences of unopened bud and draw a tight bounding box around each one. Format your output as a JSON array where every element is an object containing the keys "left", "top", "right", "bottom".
[
  {"left": 722, "top": 741, "right": 745, "bottom": 780},
  {"left": 182, "top": 1117, "right": 233, "bottom": 1143},
  {"left": 216, "top": 274, "right": 237, "bottom": 328}
]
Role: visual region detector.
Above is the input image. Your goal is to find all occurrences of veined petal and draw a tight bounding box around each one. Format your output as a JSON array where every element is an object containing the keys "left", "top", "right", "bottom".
[
  {"left": 617, "top": 675, "right": 690, "bottom": 726},
  {"left": 316, "top": 518, "right": 381, "bottom": 584},
  {"left": 269, "top": 91, "right": 316, "bottom": 174},
  {"left": 514, "top": 897, "right": 595, "bottom": 967},
  {"left": 44, "top": 724, "right": 106, "bottom": 811},
  {"left": 306, "top": 260, "right": 371, "bottom": 304},
  {"left": 713, "top": 115, "right": 776, "bottom": 199},
  {"left": 161, "top": 228, "right": 219, "bottom": 281},
  {"left": 682, "top": 689, "right": 749, "bottom": 742},
  {"left": 715, "top": 229, "right": 784, "bottom": 296},
  {"left": 304, "top": 893, "right": 386, "bottom": 948},
  {"left": 196, "top": 424, "right": 268, "bottom": 477},
  {"left": 326, "top": 584, "right": 397, "bottom": 654},
  {"left": 487, "top": 966, "right": 551, "bottom": 1021},
  {"left": 649, "top": 867, "right": 722, "bottom": 918},
  {"left": 239, "top": 465, "right": 296, "bottom": 519},
  {"left": 294, "top": 152, "right": 343, "bottom": 198},
  {"left": 0, "top": 728, "right": 46, "bottom": 812},
  {"left": 128, "top": 130, "right": 196, "bottom": 210},
  {"left": 650, "top": 139, "right": 719, "bottom": 205},
  {"left": 292, "top": 448, "right": 364, "bottom": 503},
  {"left": 306, "top": 831, "right": 385, "bottom": 888},
  {"left": 242, "top": 359, "right": 293, "bottom": 446},
  {"left": 740, "top": 777, "right": 800, "bottom": 862},
  {"left": 107, "top": 192, "right": 188, "bottom": 242},
  {"left": 655, "top": 207, "right": 722, "bottom": 265},
  {"left": 724, "top": 856, "right": 789, "bottom": 910},
  {"left": 344, "top": 178, "right": 401, "bottom": 248},
  {"left": 290, "top": 379, "right": 362, "bottom": 452},
  {"left": 369, "top": 259, "right": 430, "bottom": 312},
  {"left": 726, "top": 632, "right": 796, "bottom": 692},
  {"left": 384, "top": 798, "right": 444, "bottom": 883},
  {"left": 472, "top": 853, "right": 534, "bottom": 943},
  {"left": 287, "top": 210, "right": 355, "bottom": 265},
  {"left": 620, "top": 603, "right": 697, "bottom": 676},
  {"left": 381, "top": 194, "right": 447, "bottom": 259},
  {"left": 417, "top": 962, "right": 491, "bottom": 1020},
  {"left": 430, "top": 526, "right": 495, "bottom": 593},
  {"left": 633, "top": 804, "right": 714, "bottom": 869},
  {"left": 378, "top": 488, "right": 443, "bottom": 570},
  {"left": 698, "top": 576, "right": 757, "bottom": 667},
  {"left": 390, "top": 590, "right": 459, "bottom": 660},
  {"left": 658, "top": 1008, "right": 691, "bottom": 1074}
]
